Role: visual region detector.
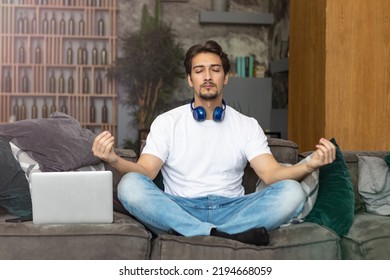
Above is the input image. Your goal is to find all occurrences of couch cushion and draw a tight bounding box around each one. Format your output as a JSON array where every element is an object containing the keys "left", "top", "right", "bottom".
[
  {"left": 304, "top": 138, "right": 355, "bottom": 236},
  {"left": 340, "top": 212, "right": 390, "bottom": 259},
  {"left": 151, "top": 222, "right": 340, "bottom": 260},
  {"left": 358, "top": 155, "right": 390, "bottom": 215},
  {"left": 0, "top": 208, "right": 151, "bottom": 260}
]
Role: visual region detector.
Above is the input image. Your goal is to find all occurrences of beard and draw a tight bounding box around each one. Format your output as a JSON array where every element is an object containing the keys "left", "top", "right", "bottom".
[{"left": 197, "top": 84, "right": 220, "bottom": 100}]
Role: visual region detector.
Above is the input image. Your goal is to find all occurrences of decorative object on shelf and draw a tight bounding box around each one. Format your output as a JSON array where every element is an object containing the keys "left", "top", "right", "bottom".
[
  {"left": 212, "top": 0, "right": 228, "bottom": 12},
  {"left": 68, "top": 15, "right": 75, "bottom": 35},
  {"left": 31, "top": 99, "right": 38, "bottom": 119},
  {"left": 78, "top": 14, "right": 85, "bottom": 36},
  {"left": 95, "top": 72, "right": 102, "bottom": 94},
  {"left": 97, "top": 14, "right": 104, "bottom": 36},
  {"left": 90, "top": 100, "right": 96, "bottom": 123},
  {"left": 4, "top": 71, "right": 12, "bottom": 92},
  {"left": 109, "top": 0, "right": 184, "bottom": 132},
  {"left": 58, "top": 71, "right": 65, "bottom": 94},
  {"left": 35, "top": 45, "right": 41, "bottom": 64},
  {"left": 21, "top": 71, "right": 29, "bottom": 93},
  {"left": 42, "top": 98, "right": 48, "bottom": 118},
  {"left": 101, "top": 100, "right": 108, "bottom": 123},
  {"left": 59, "top": 13, "right": 66, "bottom": 35},
  {"left": 68, "top": 74, "right": 74, "bottom": 94}
]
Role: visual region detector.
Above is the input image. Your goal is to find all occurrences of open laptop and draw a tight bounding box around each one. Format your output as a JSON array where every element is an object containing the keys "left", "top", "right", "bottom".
[{"left": 30, "top": 171, "right": 113, "bottom": 224}]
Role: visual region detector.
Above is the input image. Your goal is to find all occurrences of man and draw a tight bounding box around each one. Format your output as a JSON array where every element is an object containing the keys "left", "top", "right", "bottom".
[{"left": 93, "top": 40, "right": 335, "bottom": 246}]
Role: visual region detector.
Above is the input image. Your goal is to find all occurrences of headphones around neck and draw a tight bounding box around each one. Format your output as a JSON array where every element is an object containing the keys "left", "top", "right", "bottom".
[{"left": 190, "top": 98, "right": 226, "bottom": 122}]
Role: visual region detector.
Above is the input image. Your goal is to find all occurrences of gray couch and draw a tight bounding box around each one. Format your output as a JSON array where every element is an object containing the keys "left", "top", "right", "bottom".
[{"left": 1, "top": 138, "right": 389, "bottom": 260}]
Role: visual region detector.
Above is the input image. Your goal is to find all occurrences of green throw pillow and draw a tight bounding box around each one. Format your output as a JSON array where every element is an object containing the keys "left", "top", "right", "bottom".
[
  {"left": 385, "top": 152, "right": 390, "bottom": 168},
  {"left": 304, "top": 138, "right": 355, "bottom": 236}
]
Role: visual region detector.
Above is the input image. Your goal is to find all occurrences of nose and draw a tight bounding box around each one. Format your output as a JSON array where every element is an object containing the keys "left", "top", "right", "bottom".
[{"left": 204, "top": 69, "right": 212, "bottom": 81}]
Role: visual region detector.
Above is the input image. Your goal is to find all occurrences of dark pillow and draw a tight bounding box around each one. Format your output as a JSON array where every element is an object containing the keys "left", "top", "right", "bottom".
[
  {"left": 0, "top": 112, "right": 100, "bottom": 172},
  {"left": 0, "top": 137, "right": 32, "bottom": 217},
  {"left": 385, "top": 152, "right": 390, "bottom": 168},
  {"left": 304, "top": 138, "right": 355, "bottom": 236}
]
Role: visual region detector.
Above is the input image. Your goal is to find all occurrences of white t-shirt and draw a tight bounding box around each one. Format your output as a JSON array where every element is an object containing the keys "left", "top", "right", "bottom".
[{"left": 142, "top": 103, "right": 271, "bottom": 198}]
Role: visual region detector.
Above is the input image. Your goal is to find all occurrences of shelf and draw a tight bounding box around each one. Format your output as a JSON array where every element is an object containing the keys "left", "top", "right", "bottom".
[
  {"left": 199, "top": 11, "right": 274, "bottom": 25},
  {"left": 0, "top": 1, "right": 118, "bottom": 140},
  {"left": 270, "top": 58, "right": 288, "bottom": 73}
]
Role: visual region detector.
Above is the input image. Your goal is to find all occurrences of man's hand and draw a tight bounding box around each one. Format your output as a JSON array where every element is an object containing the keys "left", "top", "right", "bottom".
[
  {"left": 306, "top": 138, "right": 336, "bottom": 172},
  {"left": 92, "top": 131, "right": 119, "bottom": 165}
]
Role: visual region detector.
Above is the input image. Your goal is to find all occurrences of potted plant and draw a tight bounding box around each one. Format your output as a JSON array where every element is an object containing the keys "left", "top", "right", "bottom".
[{"left": 110, "top": 0, "right": 185, "bottom": 148}]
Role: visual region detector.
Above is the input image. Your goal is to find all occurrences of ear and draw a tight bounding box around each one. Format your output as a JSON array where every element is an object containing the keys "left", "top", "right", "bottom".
[
  {"left": 187, "top": 74, "right": 194, "bottom": 88},
  {"left": 223, "top": 74, "right": 229, "bottom": 85}
]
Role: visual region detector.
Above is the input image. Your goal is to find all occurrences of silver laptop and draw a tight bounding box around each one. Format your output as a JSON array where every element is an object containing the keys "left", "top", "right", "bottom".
[{"left": 30, "top": 171, "right": 113, "bottom": 224}]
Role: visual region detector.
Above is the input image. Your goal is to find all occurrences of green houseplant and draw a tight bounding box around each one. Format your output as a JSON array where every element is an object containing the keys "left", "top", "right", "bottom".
[{"left": 110, "top": 0, "right": 185, "bottom": 147}]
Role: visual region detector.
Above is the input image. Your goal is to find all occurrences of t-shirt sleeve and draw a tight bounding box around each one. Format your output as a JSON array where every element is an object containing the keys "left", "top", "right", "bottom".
[
  {"left": 141, "top": 115, "right": 170, "bottom": 163},
  {"left": 245, "top": 119, "right": 271, "bottom": 161}
]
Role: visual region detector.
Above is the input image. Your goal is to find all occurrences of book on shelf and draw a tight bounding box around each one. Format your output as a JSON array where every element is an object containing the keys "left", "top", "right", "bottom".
[{"left": 235, "top": 56, "right": 255, "bottom": 78}]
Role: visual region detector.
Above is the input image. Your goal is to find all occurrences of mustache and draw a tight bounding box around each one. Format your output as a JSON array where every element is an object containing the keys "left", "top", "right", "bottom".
[{"left": 201, "top": 82, "right": 216, "bottom": 87}]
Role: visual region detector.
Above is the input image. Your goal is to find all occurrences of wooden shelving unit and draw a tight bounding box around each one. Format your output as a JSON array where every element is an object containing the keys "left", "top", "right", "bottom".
[{"left": 0, "top": 0, "right": 118, "bottom": 140}]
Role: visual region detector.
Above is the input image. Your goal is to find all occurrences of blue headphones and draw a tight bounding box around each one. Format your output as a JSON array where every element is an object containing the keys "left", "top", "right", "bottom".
[{"left": 190, "top": 98, "right": 226, "bottom": 122}]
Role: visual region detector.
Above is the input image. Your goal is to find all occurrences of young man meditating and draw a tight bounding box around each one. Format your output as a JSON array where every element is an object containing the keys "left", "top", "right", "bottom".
[{"left": 92, "top": 40, "right": 335, "bottom": 246}]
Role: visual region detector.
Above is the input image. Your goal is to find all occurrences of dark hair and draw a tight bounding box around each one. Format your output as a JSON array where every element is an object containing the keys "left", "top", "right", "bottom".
[{"left": 183, "top": 40, "right": 230, "bottom": 76}]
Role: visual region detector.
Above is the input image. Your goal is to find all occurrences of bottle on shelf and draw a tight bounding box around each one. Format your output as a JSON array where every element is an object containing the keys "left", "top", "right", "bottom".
[
  {"left": 97, "top": 14, "right": 104, "bottom": 36},
  {"left": 92, "top": 45, "right": 98, "bottom": 65},
  {"left": 102, "top": 100, "right": 108, "bottom": 123},
  {"left": 35, "top": 45, "right": 41, "bottom": 64},
  {"left": 79, "top": 14, "right": 85, "bottom": 36},
  {"left": 59, "top": 13, "right": 66, "bottom": 35},
  {"left": 77, "top": 44, "right": 83, "bottom": 64},
  {"left": 50, "top": 13, "right": 57, "bottom": 34},
  {"left": 21, "top": 70, "right": 29, "bottom": 93},
  {"left": 5, "top": 71, "right": 12, "bottom": 92},
  {"left": 67, "top": 43, "right": 73, "bottom": 64},
  {"left": 68, "top": 74, "right": 74, "bottom": 94},
  {"left": 82, "top": 43, "right": 88, "bottom": 65},
  {"left": 60, "top": 99, "right": 68, "bottom": 114},
  {"left": 42, "top": 12, "right": 49, "bottom": 34},
  {"left": 17, "top": 13, "right": 24, "bottom": 34},
  {"left": 95, "top": 72, "right": 103, "bottom": 94},
  {"left": 101, "top": 44, "right": 107, "bottom": 65},
  {"left": 90, "top": 100, "right": 96, "bottom": 123},
  {"left": 58, "top": 71, "right": 65, "bottom": 94},
  {"left": 82, "top": 72, "right": 89, "bottom": 94},
  {"left": 50, "top": 98, "right": 56, "bottom": 114},
  {"left": 68, "top": 15, "right": 75, "bottom": 35},
  {"left": 31, "top": 15, "right": 37, "bottom": 34},
  {"left": 23, "top": 13, "right": 29, "bottom": 34},
  {"left": 18, "top": 45, "right": 25, "bottom": 63},
  {"left": 13, "top": 99, "right": 19, "bottom": 121},
  {"left": 31, "top": 99, "right": 38, "bottom": 119},
  {"left": 42, "top": 98, "right": 48, "bottom": 118},
  {"left": 20, "top": 99, "right": 27, "bottom": 120},
  {"left": 49, "top": 71, "right": 56, "bottom": 93}
]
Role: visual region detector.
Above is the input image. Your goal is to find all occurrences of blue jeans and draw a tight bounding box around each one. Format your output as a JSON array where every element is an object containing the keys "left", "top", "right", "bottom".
[{"left": 118, "top": 172, "right": 305, "bottom": 236}]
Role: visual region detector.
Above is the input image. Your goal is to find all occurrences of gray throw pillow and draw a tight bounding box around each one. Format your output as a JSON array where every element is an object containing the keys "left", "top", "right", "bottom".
[
  {"left": 0, "top": 112, "right": 100, "bottom": 172},
  {"left": 358, "top": 155, "right": 390, "bottom": 215}
]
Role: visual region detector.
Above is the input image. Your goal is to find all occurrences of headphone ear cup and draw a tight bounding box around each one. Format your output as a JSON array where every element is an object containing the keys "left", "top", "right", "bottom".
[
  {"left": 193, "top": 106, "right": 206, "bottom": 121},
  {"left": 213, "top": 106, "right": 225, "bottom": 122}
]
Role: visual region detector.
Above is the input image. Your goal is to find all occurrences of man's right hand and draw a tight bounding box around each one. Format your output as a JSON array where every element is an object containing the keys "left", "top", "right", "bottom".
[{"left": 92, "top": 131, "right": 119, "bottom": 165}]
